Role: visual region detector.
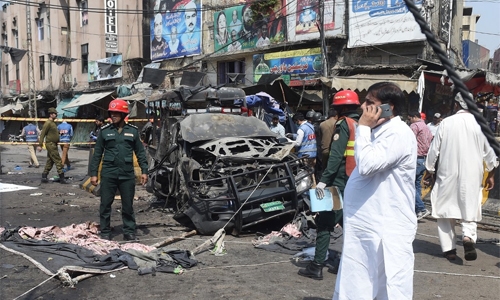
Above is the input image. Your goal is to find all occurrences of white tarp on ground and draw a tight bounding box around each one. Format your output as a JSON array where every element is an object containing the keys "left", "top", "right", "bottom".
[{"left": 0, "top": 183, "right": 37, "bottom": 193}]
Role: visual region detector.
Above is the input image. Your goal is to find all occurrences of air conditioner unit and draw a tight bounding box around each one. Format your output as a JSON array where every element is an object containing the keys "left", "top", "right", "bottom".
[{"left": 63, "top": 74, "right": 72, "bottom": 83}]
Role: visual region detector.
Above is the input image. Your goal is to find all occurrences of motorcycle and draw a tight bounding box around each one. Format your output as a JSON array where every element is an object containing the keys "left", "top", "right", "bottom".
[{"left": 8, "top": 134, "right": 24, "bottom": 142}]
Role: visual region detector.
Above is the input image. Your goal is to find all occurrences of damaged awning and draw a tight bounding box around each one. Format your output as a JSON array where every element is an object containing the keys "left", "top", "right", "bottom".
[
  {"left": 63, "top": 91, "right": 114, "bottom": 109},
  {"left": 0, "top": 102, "right": 24, "bottom": 115},
  {"left": 424, "top": 70, "right": 500, "bottom": 96},
  {"left": 121, "top": 92, "right": 146, "bottom": 101},
  {"left": 321, "top": 74, "right": 418, "bottom": 93}
]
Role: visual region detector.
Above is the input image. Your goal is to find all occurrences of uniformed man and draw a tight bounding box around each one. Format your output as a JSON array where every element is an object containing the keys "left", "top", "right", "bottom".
[
  {"left": 90, "top": 99, "right": 148, "bottom": 241},
  {"left": 21, "top": 121, "right": 41, "bottom": 168},
  {"left": 37, "top": 107, "right": 67, "bottom": 184},
  {"left": 57, "top": 119, "right": 74, "bottom": 171},
  {"left": 288, "top": 112, "right": 317, "bottom": 185},
  {"left": 298, "top": 90, "right": 360, "bottom": 280}
]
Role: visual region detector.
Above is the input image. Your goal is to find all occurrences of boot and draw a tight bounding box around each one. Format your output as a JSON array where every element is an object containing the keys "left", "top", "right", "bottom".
[
  {"left": 58, "top": 173, "right": 68, "bottom": 184},
  {"left": 298, "top": 261, "right": 323, "bottom": 280},
  {"left": 41, "top": 173, "right": 48, "bottom": 183}
]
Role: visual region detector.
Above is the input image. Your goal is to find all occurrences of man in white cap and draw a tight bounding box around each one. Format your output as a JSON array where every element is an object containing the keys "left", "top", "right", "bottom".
[{"left": 427, "top": 112, "right": 442, "bottom": 137}]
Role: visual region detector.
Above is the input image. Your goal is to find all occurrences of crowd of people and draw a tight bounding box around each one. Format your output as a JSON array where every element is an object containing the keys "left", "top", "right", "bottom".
[{"left": 269, "top": 83, "right": 498, "bottom": 299}]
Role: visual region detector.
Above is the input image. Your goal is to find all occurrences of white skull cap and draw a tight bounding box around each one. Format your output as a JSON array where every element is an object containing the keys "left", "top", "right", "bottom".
[{"left": 454, "top": 92, "right": 472, "bottom": 110}]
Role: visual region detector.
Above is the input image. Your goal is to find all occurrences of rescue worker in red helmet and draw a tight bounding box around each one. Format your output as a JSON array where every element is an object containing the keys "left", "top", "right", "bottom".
[
  {"left": 298, "top": 89, "right": 360, "bottom": 280},
  {"left": 89, "top": 99, "right": 149, "bottom": 241}
]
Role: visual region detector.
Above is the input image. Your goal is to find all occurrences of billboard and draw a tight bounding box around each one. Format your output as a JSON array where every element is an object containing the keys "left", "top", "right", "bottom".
[
  {"left": 253, "top": 48, "right": 322, "bottom": 86},
  {"left": 150, "top": 0, "right": 202, "bottom": 61},
  {"left": 105, "top": 0, "right": 118, "bottom": 53},
  {"left": 214, "top": 1, "right": 287, "bottom": 53},
  {"left": 348, "top": 0, "right": 426, "bottom": 48},
  {"left": 88, "top": 55, "right": 123, "bottom": 82},
  {"left": 287, "top": 0, "right": 345, "bottom": 41}
]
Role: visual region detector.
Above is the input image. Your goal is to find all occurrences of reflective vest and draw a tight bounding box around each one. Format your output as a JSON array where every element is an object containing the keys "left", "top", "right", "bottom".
[
  {"left": 57, "top": 122, "right": 73, "bottom": 143},
  {"left": 24, "top": 124, "right": 38, "bottom": 142},
  {"left": 298, "top": 121, "right": 317, "bottom": 158},
  {"left": 339, "top": 116, "right": 357, "bottom": 176}
]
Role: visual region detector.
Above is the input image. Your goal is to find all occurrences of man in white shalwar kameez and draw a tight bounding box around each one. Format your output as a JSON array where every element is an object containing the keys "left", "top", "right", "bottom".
[
  {"left": 333, "top": 82, "right": 417, "bottom": 300},
  {"left": 425, "top": 92, "right": 498, "bottom": 261}
]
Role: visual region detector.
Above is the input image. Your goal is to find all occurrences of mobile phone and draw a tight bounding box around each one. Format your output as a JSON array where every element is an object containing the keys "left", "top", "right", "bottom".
[{"left": 378, "top": 103, "right": 392, "bottom": 119}]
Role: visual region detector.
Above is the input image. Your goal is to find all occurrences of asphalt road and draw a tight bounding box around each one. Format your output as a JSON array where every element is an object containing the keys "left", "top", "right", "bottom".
[{"left": 0, "top": 144, "right": 499, "bottom": 300}]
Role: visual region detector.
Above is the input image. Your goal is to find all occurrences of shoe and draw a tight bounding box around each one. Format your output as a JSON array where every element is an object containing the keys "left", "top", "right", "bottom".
[
  {"left": 58, "top": 173, "right": 68, "bottom": 184},
  {"left": 124, "top": 233, "right": 138, "bottom": 241},
  {"left": 41, "top": 173, "right": 49, "bottom": 183},
  {"left": 67, "top": 165, "right": 71, "bottom": 171},
  {"left": 35, "top": 165, "right": 40, "bottom": 168},
  {"left": 443, "top": 249, "right": 457, "bottom": 261},
  {"left": 417, "top": 209, "right": 431, "bottom": 220},
  {"left": 100, "top": 233, "right": 112, "bottom": 240},
  {"left": 327, "top": 265, "right": 339, "bottom": 274},
  {"left": 28, "top": 164, "right": 33, "bottom": 168},
  {"left": 463, "top": 240, "right": 477, "bottom": 261},
  {"left": 298, "top": 261, "right": 323, "bottom": 280}
]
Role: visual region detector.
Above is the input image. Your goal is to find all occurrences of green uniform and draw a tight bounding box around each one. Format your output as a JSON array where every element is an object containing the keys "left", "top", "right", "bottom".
[
  {"left": 314, "top": 110, "right": 359, "bottom": 265},
  {"left": 39, "top": 119, "right": 64, "bottom": 175},
  {"left": 90, "top": 123, "right": 148, "bottom": 235}
]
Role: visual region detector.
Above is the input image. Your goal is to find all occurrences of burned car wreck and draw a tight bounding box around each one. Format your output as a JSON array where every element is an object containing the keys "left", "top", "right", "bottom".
[{"left": 147, "top": 87, "right": 314, "bottom": 235}]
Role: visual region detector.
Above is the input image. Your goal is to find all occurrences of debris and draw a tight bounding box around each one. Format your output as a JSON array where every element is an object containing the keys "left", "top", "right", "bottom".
[
  {"left": 69, "top": 204, "right": 80, "bottom": 207},
  {"left": 1, "top": 264, "right": 15, "bottom": 269},
  {"left": 110, "top": 274, "right": 116, "bottom": 278},
  {"left": 67, "top": 193, "right": 76, "bottom": 196},
  {"left": 7, "top": 172, "right": 25, "bottom": 175},
  {"left": 47, "top": 257, "right": 53, "bottom": 262},
  {"left": 0, "top": 275, "right": 7, "bottom": 280},
  {"left": 30, "top": 192, "right": 43, "bottom": 196},
  {"left": 14, "top": 165, "right": 22, "bottom": 171},
  {"left": 151, "top": 230, "right": 197, "bottom": 248}
]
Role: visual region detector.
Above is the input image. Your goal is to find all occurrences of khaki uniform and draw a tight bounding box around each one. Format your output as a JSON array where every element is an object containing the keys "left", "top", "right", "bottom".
[
  {"left": 90, "top": 123, "right": 148, "bottom": 235},
  {"left": 39, "top": 119, "right": 63, "bottom": 175}
]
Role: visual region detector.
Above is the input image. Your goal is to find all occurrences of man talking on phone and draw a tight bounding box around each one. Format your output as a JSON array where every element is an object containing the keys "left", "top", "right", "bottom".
[{"left": 333, "top": 82, "right": 417, "bottom": 300}]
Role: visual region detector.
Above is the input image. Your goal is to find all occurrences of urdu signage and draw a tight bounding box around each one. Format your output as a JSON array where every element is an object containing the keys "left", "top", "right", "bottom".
[{"left": 105, "top": 0, "right": 118, "bottom": 53}]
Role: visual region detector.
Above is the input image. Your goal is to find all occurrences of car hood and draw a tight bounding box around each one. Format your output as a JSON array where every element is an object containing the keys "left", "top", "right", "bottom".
[{"left": 180, "top": 114, "right": 277, "bottom": 143}]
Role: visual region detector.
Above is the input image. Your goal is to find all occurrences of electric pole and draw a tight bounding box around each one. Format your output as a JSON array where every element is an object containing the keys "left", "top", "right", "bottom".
[{"left": 26, "top": 0, "right": 37, "bottom": 121}]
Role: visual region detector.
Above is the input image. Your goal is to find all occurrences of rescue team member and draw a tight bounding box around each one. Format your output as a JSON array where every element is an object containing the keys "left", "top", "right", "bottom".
[
  {"left": 57, "top": 119, "right": 74, "bottom": 171},
  {"left": 21, "top": 121, "right": 41, "bottom": 168},
  {"left": 298, "top": 90, "right": 360, "bottom": 280},
  {"left": 288, "top": 112, "right": 317, "bottom": 184},
  {"left": 90, "top": 99, "right": 148, "bottom": 241},
  {"left": 319, "top": 108, "right": 338, "bottom": 170},
  {"left": 333, "top": 82, "right": 417, "bottom": 300},
  {"left": 37, "top": 107, "right": 67, "bottom": 183}
]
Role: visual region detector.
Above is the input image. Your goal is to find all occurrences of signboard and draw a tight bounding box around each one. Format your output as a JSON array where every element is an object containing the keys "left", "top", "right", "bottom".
[
  {"left": 88, "top": 54, "right": 122, "bottom": 82},
  {"left": 287, "top": 0, "right": 345, "bottom": 41},
  {"left": 105, "top": 0, "right": 118, "bottom": 53},
  {"left": 347, "top": 0, "right": 426, "bottom": 48},
  {"left": 9, "top": 80, "right": 20, "bottom": 95},
  {"left": 438, "top": 0, "right": 452, "bottom": 43},
  {"left": 150, "top": 0, "right": 202, "bottom": 61},
  {"left": 214, "top": 1, "right": 287, "bottom": 53},
  {"left": 253, "top": 48, "right": 322, "bottom": 86}
]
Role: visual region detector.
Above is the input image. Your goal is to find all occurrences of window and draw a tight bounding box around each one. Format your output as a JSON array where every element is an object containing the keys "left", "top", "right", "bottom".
[
  {"left": 1, "top": 33, "right": 7, "bottom": 46},
  {"left": 39, "top": 55, "right": 45, "bottom": 80},
  {"left": 81, "top": 43, "right": 88, "bottom": 73},
  {"left": 12, "top": 29, "right": 18, "bottom": 48},
  {"left": 37, "top": 18, "right": 44, "bottom": 41},
  {"left": 80, "top": 1, "right": 88, "bottom": 26},
  {"left": 5, "top": 64, "right": 9, "bottom": 85},
  {"left": 217, "top": 61, "right": 245, "bottom": 85}
]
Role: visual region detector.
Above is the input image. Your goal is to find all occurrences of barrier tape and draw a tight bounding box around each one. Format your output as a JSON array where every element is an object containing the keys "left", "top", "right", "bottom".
[{"left": 0, "top": 117, "right": 149, "bottom": 122}]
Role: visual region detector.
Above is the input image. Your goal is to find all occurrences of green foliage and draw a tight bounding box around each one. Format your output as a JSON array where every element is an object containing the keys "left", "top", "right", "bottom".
[{"left": 250, "top": 0, "right": 279, "bottom": 22}]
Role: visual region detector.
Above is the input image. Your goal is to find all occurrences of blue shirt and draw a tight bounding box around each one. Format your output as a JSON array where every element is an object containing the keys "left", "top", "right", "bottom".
[{"left": 57, "top": 122, "right": 73, "bottom": 143}]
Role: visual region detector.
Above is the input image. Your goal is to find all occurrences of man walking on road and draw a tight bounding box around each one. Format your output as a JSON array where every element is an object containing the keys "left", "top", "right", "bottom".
[
  {"left": 57, "top": 119, "right": 74, "bottom": 171},
  {"left": 425, "top": 92, "right": 498, "bottom": 261},
  {"left": 427, "top": 113, "right": 442, "bottom": 137},
  {"left": 37, "top": 107, "right": 67, "bottom": 184},
  {"left": 298, "top": 90, "right": 360, "bottom": 280},
  {"left": 21, "top": 121, "right": 41, "bottom": 168},
  {"left": 90, "top": 99, "right": 149, "bottom": 241},
  {"left": 334, "top": 82, "right": 417, "bottom": 300},
  {"left": 408, "top": 111, "right": 433, "bottom": 220}
]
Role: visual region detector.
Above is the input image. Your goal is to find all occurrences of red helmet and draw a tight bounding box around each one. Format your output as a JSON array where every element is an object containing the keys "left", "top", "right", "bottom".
[
  {"left": 420, "top": 112, "right": 426, "bottom": 120},
  {"left": 332, "top": 90, "right": 360, "bottom": 106},
  {"left": 108, "top": 99, "right": 129, "bottom": 114}
]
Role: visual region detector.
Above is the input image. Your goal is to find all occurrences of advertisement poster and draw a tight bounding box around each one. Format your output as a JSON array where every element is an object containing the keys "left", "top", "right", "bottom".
[
  {"left": 253, "top": 48, "right": 322, "bottom": 86},
  {"left": 105, "top": 0, "right": 118, "bottom": 53},
  {"left": 150, "top": 0, "right": 202, "bottom": 61},
  {"left": 88, "top": 55, "right": 123, "bottom": 82},
  {"left": 348, "top": 0, "right": 426, "bottom": 48},
  {"left": 214, "top": 1, "right": 287, "bottom": 53}
]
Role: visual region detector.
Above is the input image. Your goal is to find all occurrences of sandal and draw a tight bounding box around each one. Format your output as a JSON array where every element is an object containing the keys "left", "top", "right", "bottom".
[
  {"left": 443, "top": 249, "right": 457, "bottom": 260},
  {"left": 463, "top": 240, "right": 477, "bottom": 261}
]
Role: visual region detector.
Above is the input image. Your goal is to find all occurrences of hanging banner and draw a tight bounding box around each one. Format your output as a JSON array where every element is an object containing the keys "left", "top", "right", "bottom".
[
  {"left": 88, "top": 55, "right": 123, "bottom": 82},
  {"left": 105, "top": 0, "right": 118, "bottom": 53},
  {"left": 347, "top": 0, "right": 426, "bottom": 48},
  {"left": 150, "top": 0, "right": 202, "bottom": 61},
  {"left": 214, "top": 1, "right": 287, "bottom": 54},
  {"left": 253, "top": 48, "right": 322, "bottom": 86}
]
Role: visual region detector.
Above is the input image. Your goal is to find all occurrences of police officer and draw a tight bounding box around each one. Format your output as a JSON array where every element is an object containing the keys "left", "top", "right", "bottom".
[
  {"left": 57, "top": 119, "right": 74, "bottom": 171},
  {"left": 21, "top": 121, "right": 41, "bottom": 168},
  {"left": 298, "top": 90, "right": 360, "bottom": 280},
  {"left": 90, "top": 99, "right": 148, "bottom": 241},
  {"left": 37, "top": 107, "right": 67, "bottom": 183}
]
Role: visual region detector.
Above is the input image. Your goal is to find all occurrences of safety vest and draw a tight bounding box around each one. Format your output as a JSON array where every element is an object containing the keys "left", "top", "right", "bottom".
[
  {"left": 57, "top": 122, "right": 73, "bottom": 143},
  {"left": 338, "top": 116, "right": 357, "bottom": 176},
  {"left": 24, "top": 124, "right": 38, "bottom": 142},
  {"left": 297, "top": 121, "right": 317, "bottom": 158}
]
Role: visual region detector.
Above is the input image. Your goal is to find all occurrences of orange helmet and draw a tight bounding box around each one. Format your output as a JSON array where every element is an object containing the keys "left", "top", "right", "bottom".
[
  {"left": 332, "top": 90, "right": 360, "bottom": 106},
  {"left": 108, "top": 99, "right": 129, "bottom": 114}
]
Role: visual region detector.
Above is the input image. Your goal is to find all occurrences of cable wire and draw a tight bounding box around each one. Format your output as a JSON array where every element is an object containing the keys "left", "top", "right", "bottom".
[{"left": 403, "top": 0, "right": 500, "bottom": 157}]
